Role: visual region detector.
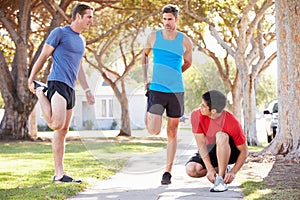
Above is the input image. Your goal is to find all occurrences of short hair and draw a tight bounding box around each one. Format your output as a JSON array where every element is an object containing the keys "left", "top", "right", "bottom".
[
  {"left": 202, "top": 90, "right": 226, "bottom": 113},
  {"left": 162, "top": 4, "right": 179, "bottom": 18},
  {"left": 72, "top": 3, "right": 94, "bottom": 21}
]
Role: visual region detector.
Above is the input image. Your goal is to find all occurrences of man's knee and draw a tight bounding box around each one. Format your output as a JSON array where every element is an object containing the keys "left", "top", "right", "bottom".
[
  {"left": 185, "top": 162, "right": 195, "bottom": 177},
  {"left": 145, "top": 113, "right": 162, "bottom": 135},
  {"left": 146, "top": 119, "right": 161, "bottom": 135},
  {"left": 147, "top": 127, "right": 161, "bottom": 135},
  {"left": 186, "top": 162, "right": 204, "bottom": 177},
  {"left": 49, "top": 120, "right": 65, "bottom": 131},
  {"left": 216, "top": 132, "right": 229, "bottom": 144},
  {"left": 57, "top": 127, "right": 69, "bottom": 136}
]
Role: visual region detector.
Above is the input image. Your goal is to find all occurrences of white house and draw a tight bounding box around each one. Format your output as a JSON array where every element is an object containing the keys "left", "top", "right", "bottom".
[{"left": 35, "top": 73, "right": 147, "bottom": 131}]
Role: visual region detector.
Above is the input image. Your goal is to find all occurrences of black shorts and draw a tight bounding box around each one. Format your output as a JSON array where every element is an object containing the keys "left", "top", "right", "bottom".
[
  {"left": 146, "top": 90, "right": 184, "bottom": 118},
  {"left": 186, "top": 136, "right": 240, "bottom": 168},
  {"left": 47, "top": 81, "right": 75, "bottom": 110}
]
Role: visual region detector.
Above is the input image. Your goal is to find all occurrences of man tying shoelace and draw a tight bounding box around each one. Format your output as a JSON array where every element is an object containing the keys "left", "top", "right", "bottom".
[{"left": 185, "top": 90, "right": 249, "bottom": 192}]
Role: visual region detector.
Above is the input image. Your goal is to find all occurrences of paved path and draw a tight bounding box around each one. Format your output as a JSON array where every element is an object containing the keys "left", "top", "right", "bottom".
[{"left": 67, "top": 129, "right": 244, "bottom": 200}]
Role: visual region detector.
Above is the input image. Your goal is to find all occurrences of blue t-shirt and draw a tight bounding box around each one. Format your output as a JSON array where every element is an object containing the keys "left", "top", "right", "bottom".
[
  {"left": 150, "top": 30, "right": 184, "bottom": 93},
  {"left": 46, "top": 26, "right": 85, "bottom": 89}
]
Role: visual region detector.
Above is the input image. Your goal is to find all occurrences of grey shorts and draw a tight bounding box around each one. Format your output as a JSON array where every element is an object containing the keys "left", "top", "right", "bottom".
[
  {"left": 146, "top": 90, "right": 184, "bottom": 118},
  {"left": 47, "top": 81, "right": 75, "bottom": 110}
]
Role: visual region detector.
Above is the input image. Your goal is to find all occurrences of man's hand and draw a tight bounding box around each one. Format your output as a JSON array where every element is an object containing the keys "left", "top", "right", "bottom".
[
  {"left": 85, "top": 91, "right": 95, "bottom": 105},
  {"left": 206, "top": 168, "right": 217, "bottom": 184},
  {"left": 224, "top": 171, "right": 236, "bottom": 184},
  {"left": 28, "top": 79, "right": 36, "bottom": 94},
  {"left": 144, "top": 82, "right": 150, "bottom": 91}
]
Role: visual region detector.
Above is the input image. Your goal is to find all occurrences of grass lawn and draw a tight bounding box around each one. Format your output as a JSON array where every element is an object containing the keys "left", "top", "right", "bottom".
[
  {"left": 247, "top": 143, "right": 266, "bottom": 152},
  {"left": 2, "top": 138, "right": 298, "bottom": 200},
  {"left": 0, "top": 139, "right": 165, "bottom": 199}
]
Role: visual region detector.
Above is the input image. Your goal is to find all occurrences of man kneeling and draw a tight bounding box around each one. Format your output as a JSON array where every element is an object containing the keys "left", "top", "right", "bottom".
[{"left": 186, "top": 90, "right": 248, "bottom": 192}]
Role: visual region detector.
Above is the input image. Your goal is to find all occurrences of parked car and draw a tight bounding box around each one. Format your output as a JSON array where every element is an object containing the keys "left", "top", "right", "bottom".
[
  {"left": 0, "top": 109, "right": 4, "bottom": 121},
  {"left": 180, "top": 116, "right": 189, "bottom": 123},
  {"left": 263, "top": 100, "right": 278, "bottom": 143}
]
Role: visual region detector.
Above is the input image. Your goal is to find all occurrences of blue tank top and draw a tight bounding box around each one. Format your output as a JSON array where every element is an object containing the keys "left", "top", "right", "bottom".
[
  {"left": 150, "top": 30, "right": 184, "bottom": 93},
  {"left": 46, "top": 26, "right": 85, "bottom": 89}
]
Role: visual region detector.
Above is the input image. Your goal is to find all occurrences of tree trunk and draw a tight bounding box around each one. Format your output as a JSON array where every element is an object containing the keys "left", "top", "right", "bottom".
[
  {"left": 118, "top": 97, "right": 131, "bottom": 136},
  {"left": 231, "top": 79, "right": 242, "bottom": 122},
  {"left": 236, "top": 50, "right": 261, "bottom": 146},
  {"left": 114, "top": 80, "right": 131, "bottom": 136},
  {"left": 242, "top": 75, "right": 260, "bottom": 146},
  {"left": 29, "top": 105, "right": 37, "bottom": 139},
  {"left": 0, "top": 46, "right": 37, "bottom": 139},
  {"left": 265, "top": 0, "right": 300, "bottom": 160},
  {"left": 0, "top": 103, "right": 34, "bottom": 140}
]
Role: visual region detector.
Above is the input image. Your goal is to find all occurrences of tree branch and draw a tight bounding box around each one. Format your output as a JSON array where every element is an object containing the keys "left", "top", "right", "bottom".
[
  {"left": 247, "top": 0, "right": 274, "bottom": 44},
  {"left": 185, "top": 0, "right": 235, "bottom": 56},
  {"left": 0, "top": 8, "right": 19, "bottom": 44},
  {"left": 87, "top": 10, "right": 159, "bottom": 44}
]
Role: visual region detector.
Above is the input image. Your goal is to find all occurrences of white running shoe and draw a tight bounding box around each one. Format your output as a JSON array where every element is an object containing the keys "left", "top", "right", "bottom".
[{"left": 210, "top": 175, "right": 228, "bottom": 192}]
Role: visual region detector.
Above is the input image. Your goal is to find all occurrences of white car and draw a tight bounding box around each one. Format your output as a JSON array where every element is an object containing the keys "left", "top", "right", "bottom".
[
  {"left": 263, "top": 100, "right": 278, "bottom": 143},
  {"left": 0, "top": 109, "right": 4, "bottom": 121}
]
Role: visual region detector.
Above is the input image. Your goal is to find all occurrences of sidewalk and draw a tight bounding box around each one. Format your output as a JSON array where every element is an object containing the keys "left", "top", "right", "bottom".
[{"left": 68, "top": 129, "right": 244, "bottom": 200}]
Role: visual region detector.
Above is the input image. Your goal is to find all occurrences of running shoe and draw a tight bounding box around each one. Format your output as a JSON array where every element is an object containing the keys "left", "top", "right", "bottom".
[
  {"left": 210, "top": 175, "right": 228, "bottom": 192},
  {"left": 33, "top": 80, "right": 48, "bottom": 93},
  {"left": 53, "top": 175, "right": 82, "bottom": 183},
  {"left": 161, "top": 172, "right": 172, "bottom": 185}
]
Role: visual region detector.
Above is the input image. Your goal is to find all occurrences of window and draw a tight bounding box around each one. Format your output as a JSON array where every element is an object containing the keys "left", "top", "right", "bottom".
[
  {"left": 95, "top": 98, "right": 113, "bottom": 118},
  {"left": 101, "top": 99, "right": 106, "bottom": 117},
  {"left": 109, "top": 99, "right": 113, "bottom": 117}
]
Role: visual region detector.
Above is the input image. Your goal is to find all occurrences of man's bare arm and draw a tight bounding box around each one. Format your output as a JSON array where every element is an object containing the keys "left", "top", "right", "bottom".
[
  {"left": 194, "top": 133, "right": 216, "bottom": 183},
  {"left": 28, "top": 44, "right": 54, "bottom": 93},
  {"left": 142, "top": 32, "right": 155, "bottom": 89},
  {"left": 182, "top": 35, "right": 192, "bottom": 73},
  {"left": 78, "top": 61, "right": 95, "bottom": 105},
  {"left": 224, "top": 143, "right": 249, "bottom": 184}
]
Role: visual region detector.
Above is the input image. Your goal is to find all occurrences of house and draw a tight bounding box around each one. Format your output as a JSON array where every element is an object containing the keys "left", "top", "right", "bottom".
[{"left": 35, "top": 74, "right": 147, "bottom": 131}]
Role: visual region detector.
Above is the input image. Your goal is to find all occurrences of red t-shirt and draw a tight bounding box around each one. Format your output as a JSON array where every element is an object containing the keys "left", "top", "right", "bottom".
[{"left": 190, "top": 109, "right": 246, "bottom": 145}]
